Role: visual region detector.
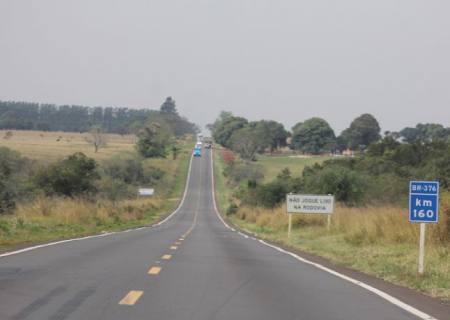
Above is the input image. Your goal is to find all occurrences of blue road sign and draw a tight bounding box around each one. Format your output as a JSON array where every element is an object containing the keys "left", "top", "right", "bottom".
[{"left": 409, "top": 181, "right": 439, "bottom": 223}]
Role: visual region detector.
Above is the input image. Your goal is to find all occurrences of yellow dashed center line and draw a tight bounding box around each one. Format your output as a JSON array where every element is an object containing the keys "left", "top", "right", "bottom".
[
  {"left": 179, "top": 238, "right": 184, "bottom": 241},
  {"left": 175, "top": 241, "right": 181, "bottom": 245},
  {"left": 119, "top": 290, "right": 144, "bottom": 305},
  {"left": 148, "top": 266, "right": 162, "bottom": 275},
  {"left": 161, "top": 254, "right": 172, "bottom": 260},
  {"left": 170, "top": 246, "right": 178, "bottom": 250}
]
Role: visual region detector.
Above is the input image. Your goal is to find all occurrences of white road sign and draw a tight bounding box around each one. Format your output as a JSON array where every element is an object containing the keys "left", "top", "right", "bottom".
[
  {"left": 138, "top": 188, "right": 154, "bottom": 196},
  {"left": 287, "top": 194, "right": 334, "bottom": 214}
]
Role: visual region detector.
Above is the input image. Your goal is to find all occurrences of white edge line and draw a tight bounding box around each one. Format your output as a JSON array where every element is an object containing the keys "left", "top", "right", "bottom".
[
  {"left": 209, "top": 148, "right": 438, "bottom": 320},
  {"left": 0, "top": 153, "right": 195, "bottom": 259}
]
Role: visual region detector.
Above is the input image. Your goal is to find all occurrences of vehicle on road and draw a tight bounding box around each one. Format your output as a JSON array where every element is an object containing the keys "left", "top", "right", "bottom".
[{"left": 193, "top": 147, "right": 201, "bottom": 157}]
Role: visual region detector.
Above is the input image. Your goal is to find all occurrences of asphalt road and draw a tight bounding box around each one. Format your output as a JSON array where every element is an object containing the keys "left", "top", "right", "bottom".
[{"left": 0, "top": 150, "right": 439, "bottom": 320}]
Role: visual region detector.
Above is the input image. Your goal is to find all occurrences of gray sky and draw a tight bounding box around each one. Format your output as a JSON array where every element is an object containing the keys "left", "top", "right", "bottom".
[{"left": 1, "top": 0, "right": 449, "bottom": 133}]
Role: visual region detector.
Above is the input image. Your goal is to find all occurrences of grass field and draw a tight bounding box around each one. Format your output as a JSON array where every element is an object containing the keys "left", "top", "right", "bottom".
[
  {"left": 213, "top": 148, "right": 233, "bottom": 214},
  {"left": 213, "top": 148, "right": 450, "bottom": 301},
  {"left": 230, "top": 205, "right": 450, "bottom": 300},
  {"left": 0, "top": 130, "right": 135, "bottom": 161},
  {"left": 0, "top": 131, "right": 194, "bottom": 252},
  {"left": 256, "top": 154, "right": 331, "bottom": 181}
]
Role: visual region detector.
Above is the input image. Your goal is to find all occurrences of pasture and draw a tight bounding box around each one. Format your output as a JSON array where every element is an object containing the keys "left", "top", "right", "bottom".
[{"left": 0, "top": 130, "right": 135, "bottom": 162}]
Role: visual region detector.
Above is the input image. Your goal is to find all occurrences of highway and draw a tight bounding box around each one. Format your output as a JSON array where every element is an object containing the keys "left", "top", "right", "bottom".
[{"left": 0, "top": 149, "right": 443, "bottom": 320}]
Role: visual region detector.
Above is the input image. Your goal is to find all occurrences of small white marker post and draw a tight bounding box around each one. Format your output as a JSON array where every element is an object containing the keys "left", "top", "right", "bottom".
[
  {"left": 327, "top": 214, "right": 331, "bottom": 232},
  {"left": 418, "top": 223, "right": 426, "bottom": 275},
  {"left": 288, "top": 213, "right": 292, "bottom": 239}
]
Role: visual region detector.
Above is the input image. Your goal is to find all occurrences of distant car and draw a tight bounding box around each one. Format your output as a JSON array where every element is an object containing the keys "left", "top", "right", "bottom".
[
  {"left": 193, "top": 148, "right": 202, "bottom": 157},
  {"left": 204, "top": 143, "right": 212, "bottom": 149}
]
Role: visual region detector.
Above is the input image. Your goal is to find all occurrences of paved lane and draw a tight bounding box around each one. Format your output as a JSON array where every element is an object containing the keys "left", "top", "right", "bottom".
[{"left": 0, "top": 150, "right": 435, "bottom": 319}]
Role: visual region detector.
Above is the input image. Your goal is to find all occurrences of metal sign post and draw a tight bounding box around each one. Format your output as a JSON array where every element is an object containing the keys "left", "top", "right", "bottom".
[
  {"left": 409, "top": 181, "right": 439, "bottom": 275},
  {"left": 418, "top": 223, "right": 426, "bottom": 274},
  {"left": 288, "top": 213, "right": 292, "bottom": 239}
]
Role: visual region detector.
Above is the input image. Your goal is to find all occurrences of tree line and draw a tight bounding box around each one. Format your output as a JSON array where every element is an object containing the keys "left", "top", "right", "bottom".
[
  {"left": 0, "top": 97, "right": 198, "bottom": 213},
  {"left": 0, "top": 97, "right": 198, "bottom": 136},
  {"left": 210, "top": 111, "right": 450, "bottom": 159}
]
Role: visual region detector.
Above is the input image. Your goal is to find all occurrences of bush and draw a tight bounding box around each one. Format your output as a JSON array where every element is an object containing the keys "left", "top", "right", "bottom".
[
  {"left": 34, "top": 152, "right": 99, "bottom": 197},
  {"left": 239, "top": 168, "right": 302, "bottom": 208},
  {"left": 226, "top": 203, "right": 238, "bottom": 215},
  {"left": 223, "top": 161, "right": 264, "bottom": 187},
  {"left": 255, "top": 180, "right": 290, "bottom": 208},
  {"left": 0, "top": 147, "right": 32, "bottom": 214},
  {"left": 303, "top": 165, "right": 367, "bottom": 206},
  {"left": 102, "top": 153, "right": 165, "bottom": 185},
  {"left": 97, "top": 176, "right": 135, "bottom": 203}
]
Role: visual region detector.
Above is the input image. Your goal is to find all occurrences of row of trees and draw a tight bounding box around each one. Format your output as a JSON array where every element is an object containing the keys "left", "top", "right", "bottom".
[
  {"left": 209, "top": 111, "right": 288, "bottom": 160},
  {"left": 0, "top": 97, "right": 198, "bottom": 137},
  {"left": 210, "top": 111, "right": 450, "bottom": 157},
  {"left": 224, "top": 137, "right": 450, "bottom": 210}
]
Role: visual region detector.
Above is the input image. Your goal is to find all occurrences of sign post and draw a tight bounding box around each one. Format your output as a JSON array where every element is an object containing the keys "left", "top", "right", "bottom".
[
  {"left": 288, "top": 213, "right": 292, "bottom": 239},
  {"left": 409, "top": 181, "right": 439, "bottom": 275},
  {"left": 286, "top": 194, "right": 335, "bottom": 239}
]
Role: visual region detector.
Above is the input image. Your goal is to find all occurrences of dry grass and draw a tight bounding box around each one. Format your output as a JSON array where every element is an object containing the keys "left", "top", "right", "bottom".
[
  {"left": 0, "top": 196, "right": 166, "bottom": 250},
  {"left": 0, "top": 130, "right": 135, "bottom": 162},
  {"left": 0, "top": 135, "right": 194, "bottom": 251},
  {"left": 235, "top": 202, "right": 450, "bottom": 246},
  {"left": 231, "top": 202, "right": 450, "bottom": 300},
  {"left": 214, "top": 146, "right": 450, "bottom": 299}
]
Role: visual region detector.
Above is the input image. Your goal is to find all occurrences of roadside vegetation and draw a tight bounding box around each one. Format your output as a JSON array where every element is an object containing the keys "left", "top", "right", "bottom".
[
  {"left": 211, "top": 111, "right": 450, "bottom": 300},
  {"left": 0, "top": 98, "right": 196, "bottom": 252}
]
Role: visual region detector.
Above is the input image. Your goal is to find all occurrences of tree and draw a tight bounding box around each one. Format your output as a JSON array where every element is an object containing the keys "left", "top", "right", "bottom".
[
  {"left": 399, "top": 123, "right": 449, "bottom": 143},
  {"left": 342, "top": 114, "right": 381, "bottom": 150},
  {"left": 212, "top": 116, "right": 248, "bottom": 148},
  {"left": 207, "top": 111, "right": 233, "bottom": 133},
  {"left": 171, "top": 144, "right": 181, "bottom": 160},
  {"left": 291, "top": 118, "right": 336, "bottom": 154},
  {"left": 303, "top": 165, "right": 367, "bottom": 206},
  {"left": 86, "top": 127, "right": 107, "bottom": 153},
  {"left": 160, "top": 97, "right": 178, "bottom": 115},
  {"left": 136, "top": 122, "right": 172, "bottom": 158},
  {"left": 252, "top": 120, "right": 288, "bottom": 153},
  {"left": 229, "top": 126, "right": 264, "bottom": 160}
]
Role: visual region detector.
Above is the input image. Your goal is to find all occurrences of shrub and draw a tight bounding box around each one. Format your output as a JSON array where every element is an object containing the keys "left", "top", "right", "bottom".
[
  {"left": 102, "top": 154, "right": 145, "bottom": 185},
  {"left": 223, "top": 161, "right": 264, "bottom": 186},
  {"left": 220, "top": 149, "right": 236, "bottom": 164},
  {"left": 303, "top": 165, "right": 367, "bottom": 206},
  {"left": 34, "top": 152, "right": 99, "bottom": 197},
  {"left": 226, "top": 203, "right": 238, "bottom": 215},
  {"left": 97, "top": 176, "right": 135, "bottom": 203},
  {"left": 254, "top": 180, "right": 290, "bottom": 208},
  {"left": 0, "top": 147, "right": 31, "bottom": 214}
]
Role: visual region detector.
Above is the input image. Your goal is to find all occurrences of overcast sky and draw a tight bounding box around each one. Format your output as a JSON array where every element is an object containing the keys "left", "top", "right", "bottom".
[{"left": 1, "top": 0, "right": 449, "bottom": 133}]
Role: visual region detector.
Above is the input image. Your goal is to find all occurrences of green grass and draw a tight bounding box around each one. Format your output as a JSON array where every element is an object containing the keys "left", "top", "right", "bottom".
[
  {"left": 213, "top": 148, "right": 234, "bottom": 214},
  {"left": 256, "top": 154, "right": 331, "bottom": 181}
]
